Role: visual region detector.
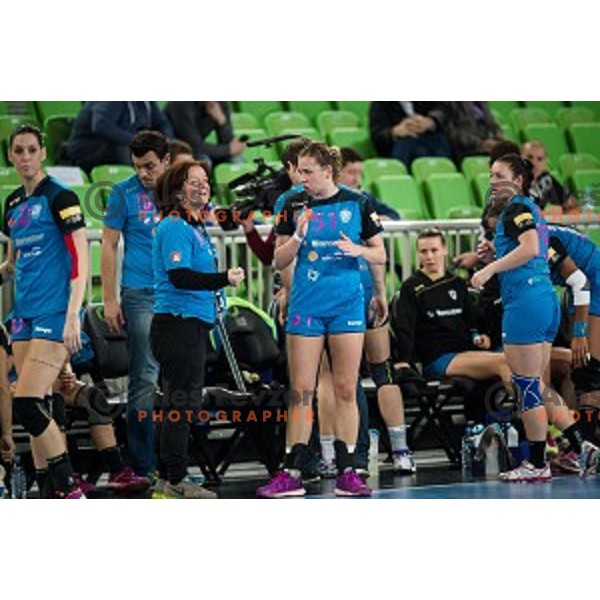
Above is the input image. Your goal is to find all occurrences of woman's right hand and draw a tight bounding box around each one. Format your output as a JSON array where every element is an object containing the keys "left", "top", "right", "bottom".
[
  {"left": 228, "top": 267, "right": 245, "bottom": 287},
  {"left": 295, "top": 209, "right": 312, "bottom": 240}
]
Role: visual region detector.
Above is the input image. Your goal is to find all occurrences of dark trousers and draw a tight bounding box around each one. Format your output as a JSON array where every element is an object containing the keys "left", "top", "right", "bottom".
[
  {"left": 391, "top": 130, "right": 452, "bottom": 165},
  {"left": 150, "top": 314, "right": 209, "bottom": 484}
]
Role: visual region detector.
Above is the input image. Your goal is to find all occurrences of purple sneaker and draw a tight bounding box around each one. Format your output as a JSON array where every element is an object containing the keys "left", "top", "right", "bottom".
[
  {"left": 55, "top": 486, "right": 86, "bottom": 499},
  {"left": 335, "top": 469, "right": 372, "bottom": 497},
  {"left": 256, "top": 471, "right": 306, "bottom": 498},
  {"left": 107, "top": 467, "right": 150, "bottom": 493},
  {"left": 72, "top": 473, "right": 95, "bottom": 496}
]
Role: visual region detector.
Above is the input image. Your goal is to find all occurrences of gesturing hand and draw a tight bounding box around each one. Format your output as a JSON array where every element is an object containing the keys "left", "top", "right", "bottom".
[{"left": 335, "top": 232, "right": 364, "bottom": 257}]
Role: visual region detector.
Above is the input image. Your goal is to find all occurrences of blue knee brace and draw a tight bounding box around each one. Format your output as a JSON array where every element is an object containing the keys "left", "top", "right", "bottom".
[{"left": 512, "top": 374, "right": 544, "bottom": 413}]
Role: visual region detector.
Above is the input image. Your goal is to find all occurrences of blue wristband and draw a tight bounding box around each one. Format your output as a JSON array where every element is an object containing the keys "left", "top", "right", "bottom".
[{"left": 573, "top": 321, "right": 588, "bottom": 338}]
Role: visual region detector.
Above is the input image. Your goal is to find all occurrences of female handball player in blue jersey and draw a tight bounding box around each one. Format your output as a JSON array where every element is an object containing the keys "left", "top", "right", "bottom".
[
  {"left": 2, "top": 125, "right": 88, "bottom": 498},
  {"left": 257, "top": 142, "right": 386, "bottom": 498},
  {"left": 472, "top": 154, "right": 588, "bottom": 482}
]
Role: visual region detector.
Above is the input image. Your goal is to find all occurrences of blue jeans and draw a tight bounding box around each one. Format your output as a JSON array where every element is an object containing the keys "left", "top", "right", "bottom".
[
  {"left": 391, "top": 130, "right": 452, "bottom": 165},
  {"left": 121, "top": 288, "right": 159, "bottom": 476}
]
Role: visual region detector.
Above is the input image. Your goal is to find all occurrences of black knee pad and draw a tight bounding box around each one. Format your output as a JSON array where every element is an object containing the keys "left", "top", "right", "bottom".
[
  {"left": 370, "top": 360, "right": 395, "bottom": 391},
  {"left": 13, "top": 397, "right": 52, "bottom": 438},
  {"left": 74, "top": 385, "right": 113, "bottom": 426},
  {"left": 50, "top": 393, "right": 68, "bottom": 433},
  {"left": 572, "top": 357, "right": 600, "bottom": 393}
]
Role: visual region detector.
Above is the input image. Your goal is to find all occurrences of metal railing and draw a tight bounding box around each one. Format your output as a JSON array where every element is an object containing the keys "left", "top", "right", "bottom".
[{"left": 1, "top": 212, "right": 599, "bottom": 316}]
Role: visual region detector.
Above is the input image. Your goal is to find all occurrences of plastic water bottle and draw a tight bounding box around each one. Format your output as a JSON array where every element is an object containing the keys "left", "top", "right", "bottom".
[
  {"left": 506, "top": 424, "right": 519, "bottom": 467},
  {"left": 484, "top": 427, "right": 501, "bottom": 477},
  {"left": 368, "top": 429, "right": 380, "bottom": 475},
  {"left": 10, "top": 455, "right": 27, "bottom": 499}
]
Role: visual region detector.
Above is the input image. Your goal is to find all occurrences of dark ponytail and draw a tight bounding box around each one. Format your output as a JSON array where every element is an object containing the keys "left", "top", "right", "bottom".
[{"left": 494, "top": 153, "right": 534, "bottom": 196}]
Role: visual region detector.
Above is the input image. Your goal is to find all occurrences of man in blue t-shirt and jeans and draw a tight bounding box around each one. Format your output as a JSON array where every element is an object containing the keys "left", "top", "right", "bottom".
[{"left": 101, "top": 130, "right": 170, "bottom": 478}]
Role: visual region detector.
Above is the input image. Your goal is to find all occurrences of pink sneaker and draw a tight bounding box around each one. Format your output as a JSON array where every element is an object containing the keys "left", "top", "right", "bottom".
[
  {"left": 335, "top": 469, "right": 373, "bottom": 497},
  {"left": 256, "top": 471, "right": 306, "bottom": 498},
  {"left": 72, "top": 473, "right": 95, "bottom": 496},
  {"left": 107, "top": 467, "right": 150, "bottom": 493},
  {"left": 55, "top": 486, "right": 86, "bottom": 499},
  {"left": 551, "top": 449, "right": 582, "bottom": 475}
]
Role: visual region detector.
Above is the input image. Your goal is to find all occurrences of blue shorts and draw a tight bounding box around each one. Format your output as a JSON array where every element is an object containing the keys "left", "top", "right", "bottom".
[
  {"left": 502, "top": 290, "right": 559, "bottom": 345},
  {"left": 423, "top": 352, "right": 459, "bottom": 378},
  {"left": 11, "top": 314, "right": 66, "bottom": 343},
  {"left": 286, "top": 298, "right": 366, "bottom": 337}
]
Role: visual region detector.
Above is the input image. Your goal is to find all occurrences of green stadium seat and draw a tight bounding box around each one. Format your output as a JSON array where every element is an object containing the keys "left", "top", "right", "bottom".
[
  {"left": 264, "top": 111, "right": 311, "bottom": 136},
  {"left": 499, "top": 121, "right": 519, "bottom": 142},
  {"left": 571, "top": 102, "right": 600, "bottom": 117},
  {"left": 231, "top": 112, "right": 260, "bottom": 130},
  {"left": 558, "top": 153, "right": 600, "bottom": 179},
  {"left": 275, "top": 127, "right": 323, "bottom": 156},
  {"left": 214, "top": 163, "right": 256, "bottom": 204},
  {"left": 36, "top": 101, "right": 81, "bottom": 123},
  {"left": 522, "top": 123, "right": 570, "bottom": 167},
  {"left": 235, "top": 102, "right": 284, "bottom": 125},
  {"left": 43, "top": 115, "right": 74, "bottom": 164},
  {"left": 461, "top": 156, "right": 490, "bottom": 183},
  {"left": 316, "top": 110, "right": 360, "bottom": 136},
  {"left": 71, "top": 185, "right": 105, "bottom": 228},
  {"left": 472, "top": 172, "right": 492, "bottom": 207},
  {"left": 567, "top": 123, "right": 600, "bottom": 158},
  {"left": 0, "top": 166, "right": 20, "bottom": 186},
  {"left": 90, "top": 165, "right": 135, "bottom": 186},
  {"left": 327, "top": 127, "right": 375, "bottom": 158},
  {"left": 0, "top": 185, "right": 16, "bottom": 220},
  {"left": 555, "top": 107, "right": 596, "bottom": 129},
  {"left": 410, "top": 156, "right": 457, "bottom": 183},
  {"left": 488, "top": 101, "right": 521, "bottom": 120},
  {"left": 372, "top": 175, "right": 427, "bottom": 219},
  {"left": 522, "top": 101, "right": 566, "bottom": 115},
  {"left": 570, "top": 169, "right": 600, "bottom": 208},
  {"left": 425, "top": 173, "right": 480, "bottom": 219},
  {"left": 287, "top": 101, "right": 334, "bottom": 124},
  {"left": 335, "top": 101, "right": 370, "bottom": 125},
  {"left": 510, "top": 107, "right": 552, "bottom": 134},
  {"left": 0, "top": 114, "right": 33, "bottom": 143},
  {"left": 362, "top": 158, "right": 407, "bottom": 190}
]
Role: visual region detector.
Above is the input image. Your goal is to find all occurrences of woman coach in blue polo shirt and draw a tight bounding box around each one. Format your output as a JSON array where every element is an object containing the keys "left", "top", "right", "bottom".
[{"left": 150, "top": 159, "right": 244, "bottom": 499}]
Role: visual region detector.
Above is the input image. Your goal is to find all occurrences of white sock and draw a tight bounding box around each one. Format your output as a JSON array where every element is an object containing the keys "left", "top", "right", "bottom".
[
  {"left": 320, "top": 436, "right": 335, "bottom": 463},
  {"left": 388, "top": 425, "right": 408, "bottom": 452},
  {"left": 347, "top": 444, "right": 356, "bottom": 454}
]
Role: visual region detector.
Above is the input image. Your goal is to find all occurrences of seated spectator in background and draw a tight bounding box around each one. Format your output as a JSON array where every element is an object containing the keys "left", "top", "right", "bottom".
[
  {"left": 338, "top": 147, "right": 400, "bottom": 220},
  {"left": 444, "top": 102, "right": 504, "bottom": 165},
  {"left": 521, "top": 141, "right": 577, "bottom": 211},
  {"left": 168, "top": 139, "right": 194, "bottom": 163},
  {"left": 67, "top": 102, "right": 173, "bottom": 173},
  {"left": 369, "top": 101, "right": 452, "bottom": 165},
  {"left": 165, "top": 101, "right": 246, "bottom": 166}
]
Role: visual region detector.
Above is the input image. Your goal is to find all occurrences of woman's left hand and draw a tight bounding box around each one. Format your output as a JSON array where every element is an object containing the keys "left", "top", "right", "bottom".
[
  {"left": 335, "top": 232, "right": 364, "bottom": 257},
  {"left": 571, "top": 336, "right": 590, "bottom": 369},
  {"left": 471, "top": 265, "right": 494, "bottom": 290},
  {"left": 63, "top": 313, "right": 82, "bottom": 356}
]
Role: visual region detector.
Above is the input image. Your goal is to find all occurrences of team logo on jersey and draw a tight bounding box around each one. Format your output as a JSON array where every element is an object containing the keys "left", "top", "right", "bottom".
[
  {"left": 448, "top": 290, "right": 457, "bottom": 301},
  {"left": 307, "top": 251, "right": 319, "bottom": 262},
  {"left": 340, "top": 209, "right": 352, "bottom": 224},
  {"left": 370, "top": 212, "right": 382, "bottom": 227},
  {"left": 171, "top": 251, "right": 182, "bottom": 263},
  {"left": 30, "top": 203, "right": 42, "bottom": 220},
  {"left": 427, "top": 311, "right": 435, "bottom": 318},
  {"left": 307, "top": 269, "right": 320, "bottom": 282}
]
